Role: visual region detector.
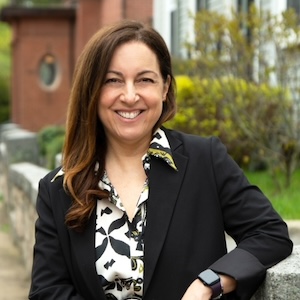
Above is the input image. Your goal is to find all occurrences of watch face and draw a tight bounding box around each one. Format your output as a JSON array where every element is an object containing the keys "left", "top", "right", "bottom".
[{"left": 199, "top": 269, "right": 220, "bottom": 285}]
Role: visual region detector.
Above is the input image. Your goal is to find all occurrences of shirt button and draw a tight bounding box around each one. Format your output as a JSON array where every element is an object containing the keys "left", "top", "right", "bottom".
[{"left": 137, "top": 278, "right": 143, "bottom": 284}]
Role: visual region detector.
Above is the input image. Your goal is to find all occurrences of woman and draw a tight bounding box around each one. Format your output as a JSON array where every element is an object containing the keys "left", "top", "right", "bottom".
[{"left": 29, "top": 20, "right": 293, "bottom": 300}]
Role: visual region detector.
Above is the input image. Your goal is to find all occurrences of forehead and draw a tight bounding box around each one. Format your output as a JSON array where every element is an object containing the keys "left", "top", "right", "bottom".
[{"left": 109, "top": 41, "right": 159, "bottom": 67}]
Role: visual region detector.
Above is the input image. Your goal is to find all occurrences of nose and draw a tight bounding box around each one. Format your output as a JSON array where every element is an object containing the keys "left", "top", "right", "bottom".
[{"left": 121, "top": 82, "right": 139, "bottom": 103}]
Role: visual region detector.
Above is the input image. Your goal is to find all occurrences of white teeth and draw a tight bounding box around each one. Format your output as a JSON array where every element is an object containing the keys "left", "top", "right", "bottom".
[{"left": 118, "top": 111, "right": 140, "bottom": 119}]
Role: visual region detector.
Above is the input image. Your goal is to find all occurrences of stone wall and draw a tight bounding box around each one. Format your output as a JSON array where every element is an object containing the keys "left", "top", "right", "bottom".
[
  {"left": 0, "top": 124, "right": 49, "bottom": 274},
  {"left": 252, "top": 245, "right": 300, "bottom": 299},
  {"left": 0, "top": 124, "right": 299, "bottom": 299},
  {"left": 6, "top": 162, "right": 48, "bottom": 274}
]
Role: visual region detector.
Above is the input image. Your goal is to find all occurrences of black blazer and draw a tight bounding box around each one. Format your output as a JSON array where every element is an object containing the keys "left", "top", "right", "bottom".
[{"left": 29, "top": 128, "right": 293, "bottom": 300}]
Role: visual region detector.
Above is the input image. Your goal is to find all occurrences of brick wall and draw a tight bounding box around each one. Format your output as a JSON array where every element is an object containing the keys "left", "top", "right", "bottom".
[
  {"left": 125, "top": 0, "right": 153, "bottom": 24},
  {"left": 1, "top": 0, "right": 153, "bottom": 133},
  {"left": 75, "top": 0, "right": 153, "bottom": 60},
  {"left": 11, "top": 17, "right": 73, "bottom": 131}
]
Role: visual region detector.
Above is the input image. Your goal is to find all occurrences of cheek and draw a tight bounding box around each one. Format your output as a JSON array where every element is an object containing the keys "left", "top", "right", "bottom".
[
  {"left": 98, "top": 91, "right": 112, "bottom": 112},
  {"left": 152, "top": 99, "right": 164, "bottom": 117}
]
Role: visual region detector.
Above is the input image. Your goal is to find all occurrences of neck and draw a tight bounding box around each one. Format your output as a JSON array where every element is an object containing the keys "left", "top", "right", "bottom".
[{"left": 105, "top": 137, "right": 151, "bottom": 171}]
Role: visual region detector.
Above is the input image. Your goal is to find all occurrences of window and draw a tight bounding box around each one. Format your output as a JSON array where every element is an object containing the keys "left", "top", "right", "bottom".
[
  {"left": 39, "top": 54, "right": 60, "bottom": 89},
  {"left": 196, "top": 0, "right": 209, "bottom": 11},
  {"left": 170, "top": 9, "right": 180, "bottom": 57},
  {"left": 287, "top": 0, "right": 300, "bottom": 15},
  {"left": 237, "top": 0, "right": 254, "bottom": 13}
]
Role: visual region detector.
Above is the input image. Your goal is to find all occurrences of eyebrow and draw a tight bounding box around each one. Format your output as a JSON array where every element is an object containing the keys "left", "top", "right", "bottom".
[{"left": 106, "top": 70, "right": 159, "bottom": 77}]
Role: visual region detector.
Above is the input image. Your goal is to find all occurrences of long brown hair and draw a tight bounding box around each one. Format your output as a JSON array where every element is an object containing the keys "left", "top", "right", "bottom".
[{"left": 63, "top": 20, "right": 176, "bottom": 231}]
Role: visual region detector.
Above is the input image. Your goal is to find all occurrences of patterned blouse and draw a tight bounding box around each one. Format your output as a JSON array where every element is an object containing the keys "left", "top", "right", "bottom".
[{"left": 95, "top": 128, "right": 177, "bottom": 299}]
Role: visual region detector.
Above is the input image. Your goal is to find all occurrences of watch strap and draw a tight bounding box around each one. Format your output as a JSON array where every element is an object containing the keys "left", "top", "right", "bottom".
[{"left": 210, "top": 280, "right": 223, "bottom": 299}]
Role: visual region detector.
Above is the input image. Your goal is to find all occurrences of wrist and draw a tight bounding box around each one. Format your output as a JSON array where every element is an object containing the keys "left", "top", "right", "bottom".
[{"left": 198, "top": 269, "right": 223, "bottom": 299}]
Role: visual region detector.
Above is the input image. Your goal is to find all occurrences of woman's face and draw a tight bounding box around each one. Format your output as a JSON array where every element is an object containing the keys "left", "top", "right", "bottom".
[{"left": 98, "top": 41, "right": 170, "bottom": 147}]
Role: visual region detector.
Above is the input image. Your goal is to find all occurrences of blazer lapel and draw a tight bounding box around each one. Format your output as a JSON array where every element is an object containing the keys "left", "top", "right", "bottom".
[
  {"left": 143, "top": 134, "right": 188, "bottom": 295},
  {"left": 59, "top": 189, "right": 105, "bottom": 299}
]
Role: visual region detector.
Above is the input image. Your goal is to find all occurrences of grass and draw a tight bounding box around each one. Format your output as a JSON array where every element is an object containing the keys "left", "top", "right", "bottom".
[
  {"left": 244, "top": 168, "right": 300, "bottom": 220},
  {"left": 0, "top": 193, "right": 10, "bottom": 233}
]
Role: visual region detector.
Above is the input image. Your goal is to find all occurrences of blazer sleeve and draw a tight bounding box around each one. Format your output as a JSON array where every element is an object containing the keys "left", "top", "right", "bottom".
[
  {"left": 207, "top": 137, "right": 293, "bottom": 299},
  {"left": 29, "top": 177, "right": 85, "bottom": 300}
]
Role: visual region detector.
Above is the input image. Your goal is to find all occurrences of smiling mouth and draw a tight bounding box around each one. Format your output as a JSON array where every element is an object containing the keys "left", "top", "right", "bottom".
[{"left": 117, "top": 111, "right": 142, "bottom": 119}]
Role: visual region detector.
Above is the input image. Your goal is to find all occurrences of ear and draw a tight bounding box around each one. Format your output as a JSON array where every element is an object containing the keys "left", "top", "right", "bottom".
[{"left": 162, "top": 75, "right": 171, "bottom": 101}]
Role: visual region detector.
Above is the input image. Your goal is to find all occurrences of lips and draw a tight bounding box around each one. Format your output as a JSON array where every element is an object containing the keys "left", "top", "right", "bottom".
[{"left": 117, "top": 111, "right": 142, "bottom": 119}]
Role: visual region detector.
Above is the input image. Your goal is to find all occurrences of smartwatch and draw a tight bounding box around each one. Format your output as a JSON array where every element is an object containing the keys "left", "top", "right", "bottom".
[{"left": 198, "top": 269, "right": 223, "bottom": 299}]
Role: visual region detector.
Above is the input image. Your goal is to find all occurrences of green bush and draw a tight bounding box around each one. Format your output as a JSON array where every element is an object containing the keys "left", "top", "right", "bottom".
[
  {"left": 0, "top": 76, "right": 10, "bottom": 123},
  {"left": 0, "top": 21, "right": 11, "bottom": 123},
  {"left": 38, "top": 125, "right": 65, "bottom": 169},
  {"left": 166, "top": 75, "right": 291, "bottom": 169}
]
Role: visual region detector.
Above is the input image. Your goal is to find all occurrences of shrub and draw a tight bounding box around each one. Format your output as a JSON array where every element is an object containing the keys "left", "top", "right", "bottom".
[
  {"left": 166, "top": 75, "right": 291, "bottom": 169},
  {"left": 0, "top": 21, "right": 11, "bottom": 123},
  {"left": 38, "top": 125, "right": 65, "bottom": 169},
  {"left": 0, "top": 76, "right": 10, "bottom": 123}
]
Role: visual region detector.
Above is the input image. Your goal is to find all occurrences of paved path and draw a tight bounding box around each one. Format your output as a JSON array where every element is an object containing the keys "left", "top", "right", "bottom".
[{"left": 0, "top": 202, "right": 30, "bottom": 300}]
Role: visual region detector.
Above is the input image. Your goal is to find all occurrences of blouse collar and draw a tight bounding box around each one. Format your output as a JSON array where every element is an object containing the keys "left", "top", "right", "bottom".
[
  {"left": 147, "top": 128, "right": 177, "bottom": 171},
  {"left": 51, "top": 128, "right": 177, "bottom": 182}
]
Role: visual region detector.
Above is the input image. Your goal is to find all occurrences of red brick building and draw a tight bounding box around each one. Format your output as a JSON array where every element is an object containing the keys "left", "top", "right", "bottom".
[{"left": 0, "top": 0, "right": 153, "bottom": 132}]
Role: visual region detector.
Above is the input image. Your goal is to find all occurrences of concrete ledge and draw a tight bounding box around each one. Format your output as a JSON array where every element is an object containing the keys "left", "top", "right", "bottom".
[
  {"left": 9, "top": 162, "right": 49, "bottom": 206},
  {"left": 5, "top": 162, "right": 48, "bottom": 274},
  {"left": 1, "top": 126, "right": 39, "bottom": 165},
  {"left": 252, "top": 245, "right": 300, "bottom": 299}
]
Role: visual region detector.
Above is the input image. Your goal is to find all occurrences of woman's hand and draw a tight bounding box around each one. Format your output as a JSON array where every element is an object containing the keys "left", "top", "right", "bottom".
[
  {"left": 181, "top": 274, "right": 237, "bottom": 299},
  {"left": 181, "top": 279, "right": 212, "bottom": 300}
]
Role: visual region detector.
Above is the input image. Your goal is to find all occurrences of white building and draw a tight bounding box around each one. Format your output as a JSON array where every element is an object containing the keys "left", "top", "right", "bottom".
[
  {"left": 153, "top": 0, "right": 299, "bottom": 59},
  {"left": 153, "top": 0, "right": 300, "bottom": 125}
]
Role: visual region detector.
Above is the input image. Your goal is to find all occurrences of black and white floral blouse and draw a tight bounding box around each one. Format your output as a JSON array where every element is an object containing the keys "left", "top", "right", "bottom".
[{"left": 95, "top": 128, "right": 177, "bottom": 299}]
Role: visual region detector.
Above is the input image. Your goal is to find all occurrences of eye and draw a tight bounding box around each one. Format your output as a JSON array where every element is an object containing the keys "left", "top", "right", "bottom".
[
  {"left": 104, "top": 78, "right": 122, "bottom": 84},
  {"left": 139, "top": 78, "right": 155, "bottom": 84}
]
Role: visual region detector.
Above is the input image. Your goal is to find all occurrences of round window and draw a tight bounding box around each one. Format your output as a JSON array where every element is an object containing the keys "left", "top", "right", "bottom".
[{"left": 39, "top": 54, "right": 59, "bottom": 88}]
